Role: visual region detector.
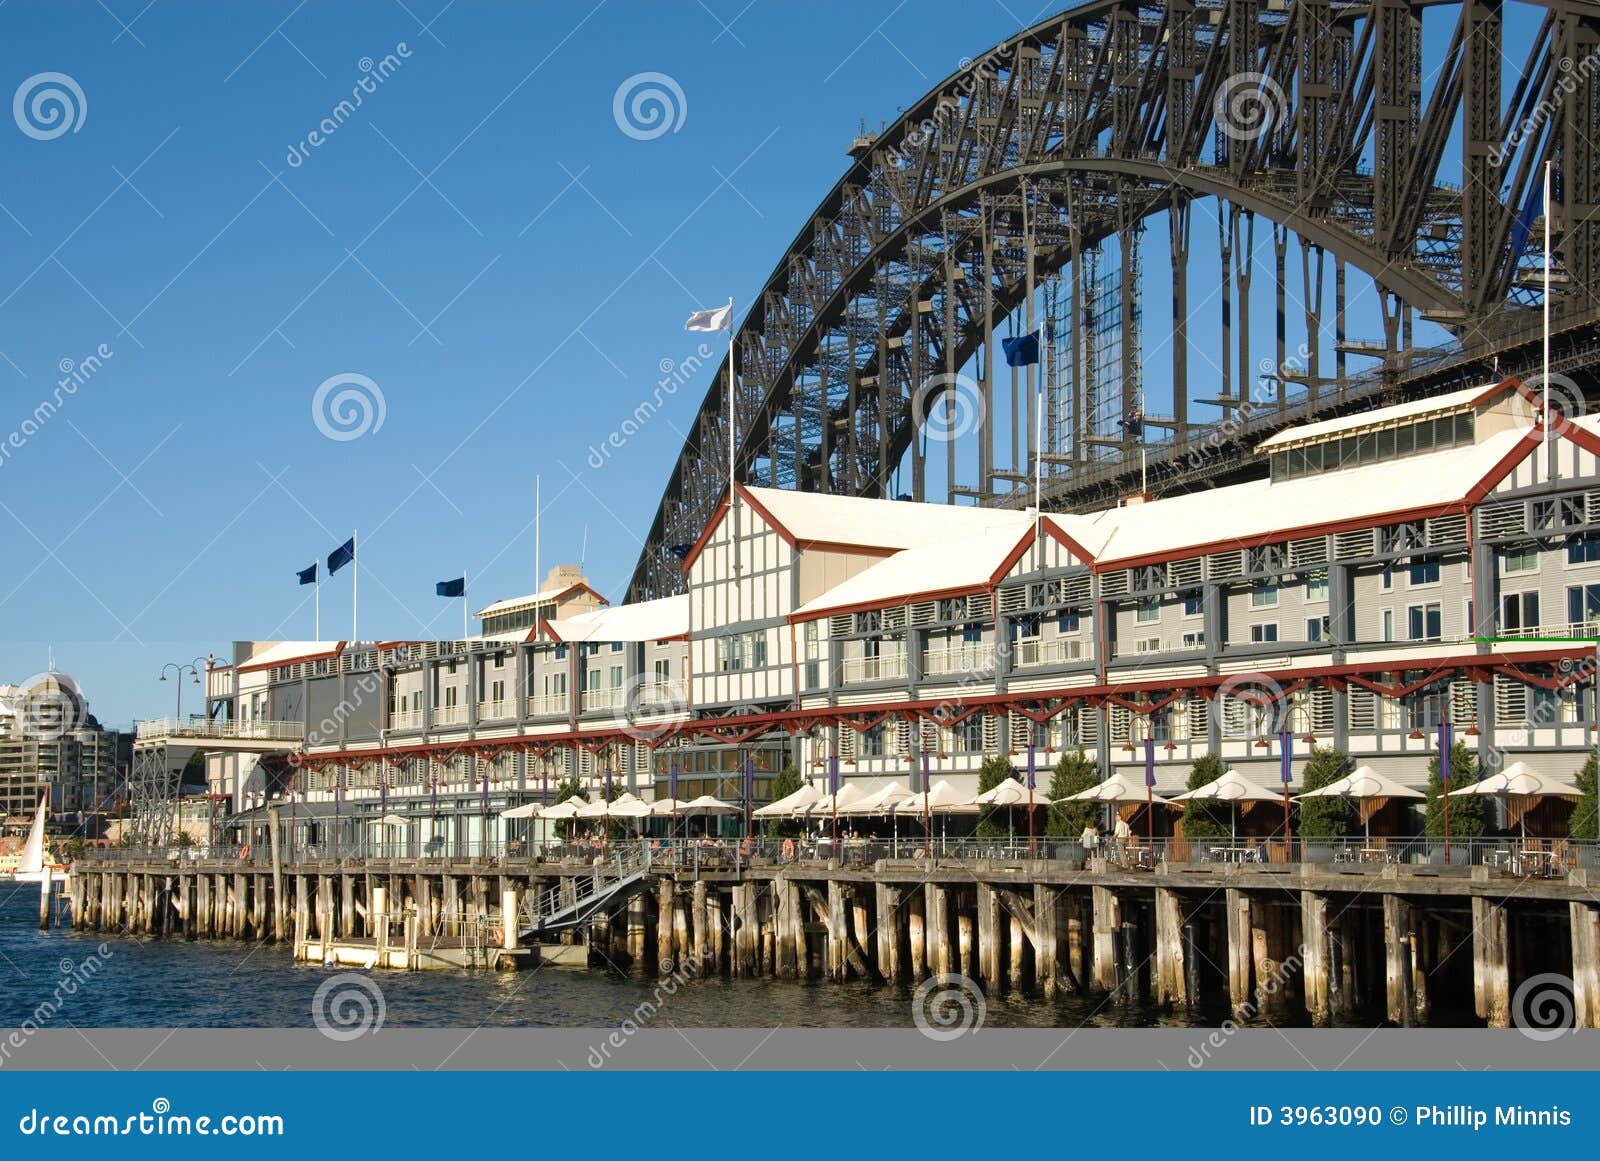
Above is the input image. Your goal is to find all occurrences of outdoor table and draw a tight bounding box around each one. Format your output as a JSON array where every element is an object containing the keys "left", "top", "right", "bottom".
[
  {"left": 1359, "top": 847, "right": 1394, "bottom": 865},
  {"left": 1209, "top": 845, "right": 1259, "bottom": 864}
]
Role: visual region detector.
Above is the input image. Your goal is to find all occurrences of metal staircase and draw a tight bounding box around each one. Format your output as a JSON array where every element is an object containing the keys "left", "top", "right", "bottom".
[{"left": 518, "top": 846, "right": 654, "bottom": 940}]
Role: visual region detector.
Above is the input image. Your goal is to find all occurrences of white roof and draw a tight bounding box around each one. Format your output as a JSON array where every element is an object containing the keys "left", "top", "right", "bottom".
[
  {"left": 475, "top": 580, "right": 596, "bottom": 619},
  {"left": 792, "top": 518, "right": 1030, "bottom": 619},
  {"left": 1256, "top": 382, "right": 1499, "bottom": 450},
  {"left": 742, "top": 485, "right": 1023, "bottom": 552},
  {"left": 546, "top": 594, "right": 688, "bottom": 643},
  {"left": 237, "top": 641, "right": 336, "bottom": 669},
  {"left": 1081, "top": 422, "right": 1540, "bottom": 566}
]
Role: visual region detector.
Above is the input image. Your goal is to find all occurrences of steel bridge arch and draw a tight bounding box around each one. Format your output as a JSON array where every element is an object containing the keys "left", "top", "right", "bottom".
[{"left": 629, "top": 0, "right": 1600, "bottom": 601}]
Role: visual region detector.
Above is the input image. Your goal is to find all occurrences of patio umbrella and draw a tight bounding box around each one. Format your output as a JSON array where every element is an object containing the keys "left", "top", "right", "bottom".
[
  {"left": 753, "top": 782, "right": 821, "bottom": 818},
  {"left": 837, "top": 781, "right": 913, "bottom": 816},
  {"left": 1172, "top": 769, "right": 1280, "bottom": 842},
  {"left": 649, "top": 797, "right": 693, "bottom": 816},
  {"left": 1294, "top": 765, "right": 1422, "bottom": 843},
  {"left": 369, "top": 813, "right": 411, "bottom": 827},
  {"left": 575, "top": 792, "right": 651, "bottom": 819},
  {"left": 893, "top": 780, "right": 978, "bottom": 814},
  {"left": 1445, "top": 761, "right": 1583, "bottom": 840},
  {"left": 536, "top": 798, "right": 585, "bottom": 821},
  {"left": 680, "top": 794, "right": 739, "bottom": 816},
  {"left": 1064, "top": 773, "right": 1173, "bottom": 806},
  {"left": 975, "top": 776, "right": 1041, "bottom": 841},
  {"left": 499, "top": 802, "right": 543, "bottom": 820},
  {"left": 806, "top": 783, "right": 864, "bottom": 816}
]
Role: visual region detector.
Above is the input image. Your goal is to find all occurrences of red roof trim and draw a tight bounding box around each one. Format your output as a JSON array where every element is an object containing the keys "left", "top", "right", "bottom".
[{"left": 238, "top": 642, "right": 346, "bottom": 674}]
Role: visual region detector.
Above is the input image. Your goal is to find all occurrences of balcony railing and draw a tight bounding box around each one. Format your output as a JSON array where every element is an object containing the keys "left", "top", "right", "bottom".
[
  {"left": 1495, "top": 620, "right": 1600, "bottom": 642},
  {"left": 433, "top": 704, "right": 465, "bottom": 725},
  {"left": 1014, "top": 637, "right": 1087, "bottom": 667},
  {"left": 477, "top": 700, "right": 510, "bottom": 720},
  {"left": 842, "top": 653, "right": 907, "bottom": 683},
  {"left": 389, "top": 710, "right": 422, "bottom": 731},
  {"left": 134, "top": 718, "right": 303, "bottom": 743},
  {"left": 633, "top": 680, "right": 687, "bottom": 707},
  {"left": 580, "top": 687, "right": 626, "bottom": 713},
  {"left": 526, "top": 693, "right": 570, "bottom": 718},
  {"left": 923, "top": 644, "right": 994, "bottom": 676}
]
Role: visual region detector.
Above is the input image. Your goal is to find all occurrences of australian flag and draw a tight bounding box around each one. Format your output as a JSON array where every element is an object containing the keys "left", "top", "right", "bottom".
[
  {"left": 327, "top": 537, "right": 355, "bottom": 574},
  {"left": 1509, "top": 176, "right": 1545, "bottom": 257},
  {"left": 296, "top": 563, "right": 317, "bottom": 586},
  {"left": 435, "top": 577, "right": 465, "bottom": 598},
  {"left": 1001, "top": 330, "right": 1040, "bottom": 367},
  {"left": 1118, "top": 407, "right": 1145, "bottom": 438}
]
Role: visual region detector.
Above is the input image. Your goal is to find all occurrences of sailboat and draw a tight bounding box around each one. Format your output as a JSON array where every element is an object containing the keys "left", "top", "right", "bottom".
[{"left": 11, "top": 794, "right": 67, "bottom": 883}]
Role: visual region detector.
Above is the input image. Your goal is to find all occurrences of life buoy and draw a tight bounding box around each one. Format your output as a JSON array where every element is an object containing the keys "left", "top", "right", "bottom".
[
  {"left": 780, "top": 839, "right": 796, "bottom": 861},
  {"left": 239, "top": 845, "right": 250, "bottom": 860}
]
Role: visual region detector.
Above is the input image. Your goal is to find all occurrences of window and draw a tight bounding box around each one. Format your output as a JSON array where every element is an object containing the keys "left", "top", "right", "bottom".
[
  {"left": 653, "top": 658, "right": 670, "bottom": 682},
  {"left": 609, "top": 665, "right": 623, "bottom": 689},
  {"left": 1181, "top": 630, "right": 1205, "bottom": 649},
  {"left": 1382, "top": 610, "right": 1394, "bottom": 642},
  {"left": 611, "top": 641, "right": 623, "bottom": 653},
  {"left": 1502, "top": 591, "right": 1540, "bottom": 633},
  {"left": 1182, "top": 591, "right": 1203, "bottom": 617},
  {"left": 859, "top": 723, "right": 886, "bottom": 758},
  {"left": 554, "top": 645, "right": 568, "bottom": 661},
  {"left": 1569, "top": 584, "right": 1600, "bottom": 628},
  {"left": 961, "top": 623, "right": 983, "bottom": 645},
  {"left": 1135, "top": 598, "right": 1160, "bottom": 623},
  {"left": 1250, "top": 623, "right": 1279, "bottom": 643},
  {"left": 717, "top": 634, "right": 745, "bottom": 672},
  {"left": 1408, "top": 556, "right": 1441, "bottom": 586},
  {"left": 1304, "top": 573, "right": 1328, "bottom": 602},
  {"left": 1504, "top": 545, "right": 1540, "bottom": 573},
  {"left": 747, "top": 632, "right": 767, "bottom": 667},
  {"left": 1251, "top": 582, "right": 1278, "bottom": 608},
  {"left": 1407, "top": 603, "right": 1442, "bottom": 642},
  {"left": 1010, "top": 613, "right": 1042, "bottom": 640},
  {"left": 1306, "top": 617, "right": 1328, "bottom": 642},
  {"left": 1380, "top": 566, "right": 1394, "bottom": 591},
  {"left": 1057, "top": 609, "right": 1081, "bottom": 634},
  {"left": 1569, "top": 535, "right": 1600, "bottom": 565}
]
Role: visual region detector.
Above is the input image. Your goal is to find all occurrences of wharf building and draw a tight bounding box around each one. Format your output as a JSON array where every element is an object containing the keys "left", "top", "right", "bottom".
[{"left": 199, "top": 380, "right": 1600, "bottom": 847}]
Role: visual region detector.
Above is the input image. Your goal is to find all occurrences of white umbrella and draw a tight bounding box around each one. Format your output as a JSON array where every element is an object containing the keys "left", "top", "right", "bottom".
[
  {"left": 649, "top": 797, "right": 693, "bottom": 817},
  {"left": 536, "top": 799, "right": 584, "bottom": 821},
  {"left": 575, "top": 792, "right": 651, "bottom": 819},
  {"left": 368, "top": 813, "right": 412, "bottom": 827},
  {"left": 679, "top": 794, "right": 739, "bottom": 816},
  {"left": 1295, "top": 765, "right": 1422, "bottom": 842},
  {"left": 499, "top": 802, "right": 543, "bottom": 820},
  {"left": 893, "top": 780, "right": 978, "bottom": 814},
  {"left": 1172, "top": 769, "right": 1280, "bottom": 842},
  {"left": 1446, "top": 761, "right": 1582, "bottom": 840},
  {"left": 807, "top": 783, "right": 864, "bottom": 816},
  {"left": 1064, "top": 774, "right": 1172, "bottom": 806},
  {"left": 753, "top": 782, "right": 821, "bottom": 818},
  {"left": 837, "top": 780, "right": 913, "bottom": 816},
  {"left": 975, "top": 777, "right": 1036, "bottom": 807}
]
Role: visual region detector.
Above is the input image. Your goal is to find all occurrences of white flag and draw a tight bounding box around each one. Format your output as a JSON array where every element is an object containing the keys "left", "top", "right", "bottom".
[{"left": 684, "top": 303, "right": 732, "bottom": 332}]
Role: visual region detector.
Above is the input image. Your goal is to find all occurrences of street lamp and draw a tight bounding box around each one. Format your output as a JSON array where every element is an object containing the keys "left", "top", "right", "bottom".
[{"left": 159, "top": 662, "right": 198, "bottom": 723}]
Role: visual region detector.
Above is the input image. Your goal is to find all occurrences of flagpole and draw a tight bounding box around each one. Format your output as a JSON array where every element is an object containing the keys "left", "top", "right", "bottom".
[
  {"left": 1543, "top": 159, "right": 1552, "bottom": 473},
  {"left": 462, "top": 569, "right": 468, "bottom": 640},
  {"left": 1140, "top": 391, "right": 1148, "bottom": 496},
  {"left": 534, "top": 474, "right": 542, "bottom": 588}
]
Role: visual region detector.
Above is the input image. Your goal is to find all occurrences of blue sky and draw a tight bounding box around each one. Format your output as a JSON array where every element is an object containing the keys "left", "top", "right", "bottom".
[{"left": 0, "top": 1, "right": 1544, "bottom": 727}]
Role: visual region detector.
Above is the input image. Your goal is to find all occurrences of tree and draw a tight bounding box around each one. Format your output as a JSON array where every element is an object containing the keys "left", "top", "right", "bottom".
[
  {"left": 1574, "top": 752, "right": 1598, "bottom": 841},
  {"left": 975, "top": 754, "right": 1015, "bottom": 838},
  {"left": 1296, "top": 746, "right": 1354, "bottom": 839},
  {"left": 763, "top": 764, "right": 804, "bottom": 838},
  {"left": 1046, "top": 750, "right": 1099, "bottom": 836},
  {"left": 1424, "top": 741, "right": 1485, "bottom": 839},
  {"left": 553, "top": 775, "right": 582, "bottom": 840},
  {"left": 1179, "top": 753, "right": 1230, "bottom": 839}
]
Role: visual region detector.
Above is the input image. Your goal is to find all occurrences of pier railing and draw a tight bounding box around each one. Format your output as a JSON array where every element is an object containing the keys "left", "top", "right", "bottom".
[{"left": 74, "top": 834, "right": 1600, "bottom": 878}]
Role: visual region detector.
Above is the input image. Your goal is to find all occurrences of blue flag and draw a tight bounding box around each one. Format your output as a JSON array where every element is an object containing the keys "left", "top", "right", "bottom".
[
  {"left": 1144, "top": 736, "right": 1156, "bottom": 788},
  {"left": 1510, "top": 177, "right": 1544, "bottom": 256},
  {"left": 920, "top": 748, "right": 930, "bottom": 795},
  {"left": 743, "top": 754, "right": 754, "bottom": 806},
  {"left": 297, "top": 563, "right": 317, "bottom": 585},
  {"left": 828, "top": 754, "right": 839, "bottom": 796},
  {"left": 1001, "top": 330, "right": 1040, "bottom": 367},
  {"left": 1280, "top": 728, "right": 1293, "bottom": 785},
  {"left": 1438, "top": 722, "right": 1453, "bottom": 782},
  {"left": 1026, "top": 743, "right": 1036, "bottom": 790},
  {"left": 435, "top": 577, "right": 465, "bottom": 598},
  {"left": 669, "top": 761, "right": 679, "bottom": 801},
  {"left": 327, "top": 538, "right": 355, "bottom": 574}
]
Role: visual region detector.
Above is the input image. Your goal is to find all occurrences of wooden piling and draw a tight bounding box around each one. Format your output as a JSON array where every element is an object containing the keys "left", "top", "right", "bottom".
[
  {"left": 1154, "top": 887, "right": 1186, "bottom": 1009},
  {"left": 1471, "top": 896, "right": 1511, "bottom": 1027},
  {"left": 1091, "top": 886, "right": 1119, "bottom": 992}
]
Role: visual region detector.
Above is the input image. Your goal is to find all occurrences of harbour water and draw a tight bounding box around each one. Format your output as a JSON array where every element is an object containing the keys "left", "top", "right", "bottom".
[{"left": 1, "top": 882, "right": 1245, "bottom": 1031}]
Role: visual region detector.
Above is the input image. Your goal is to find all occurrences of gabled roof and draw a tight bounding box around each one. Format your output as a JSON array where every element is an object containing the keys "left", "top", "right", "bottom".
[
  {"left": 236, "top": 642, "right": 344, "bottom": 672},
  {"left": 474, "top": 582, "right": 607, "bottom": 619},
  {"left": 1255, "top": 380, "right": 1511, "bottom": 451},
  {"left": 683, "top": 484, "right": 1026, "bottom": 570},
  {"left": 544, "top": 594, "right": 689, "bottom": 643}
]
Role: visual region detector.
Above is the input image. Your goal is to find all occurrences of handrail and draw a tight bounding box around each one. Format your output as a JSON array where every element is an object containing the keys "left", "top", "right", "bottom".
[{"left": 133, "top": 718, "right": 304, "bottom": 742}]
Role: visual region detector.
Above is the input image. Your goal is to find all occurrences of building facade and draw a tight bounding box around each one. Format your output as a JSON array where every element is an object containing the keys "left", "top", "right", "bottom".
[
  {"left": 198, "top": 380, "right": 1600, "bottom": 845},
  {"left": 0, "top": 673, "right": 130, "bottom": 825}
]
